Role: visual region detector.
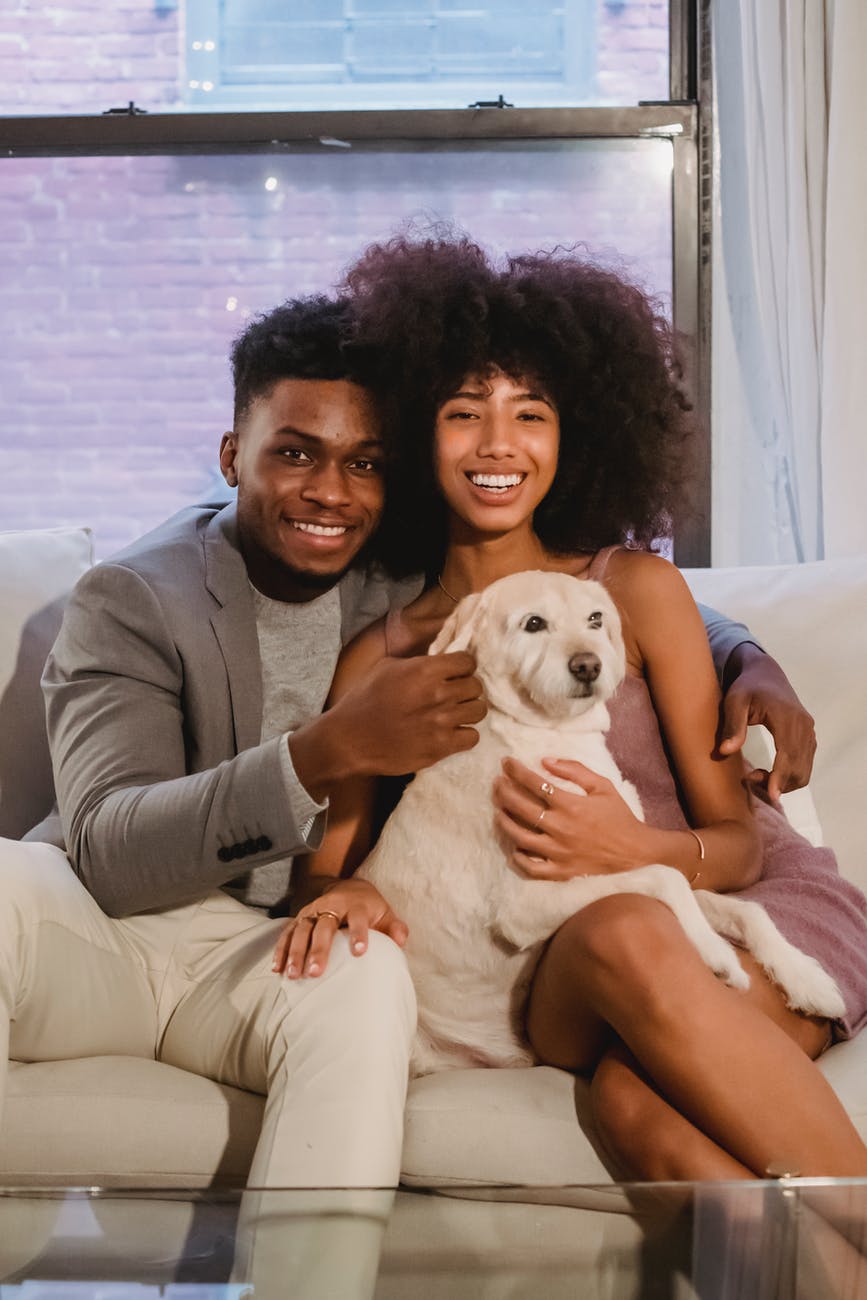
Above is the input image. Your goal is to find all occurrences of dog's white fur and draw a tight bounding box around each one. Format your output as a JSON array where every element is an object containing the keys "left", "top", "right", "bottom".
[{"left": 357, "top": 571, "right": 845, "bottom": 1076}]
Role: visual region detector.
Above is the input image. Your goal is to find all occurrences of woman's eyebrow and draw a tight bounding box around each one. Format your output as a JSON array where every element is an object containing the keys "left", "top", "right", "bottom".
[
  {"left": 448, "top": 387, "right": 488, "bottom": 400},
  {"left": 447, "top": 387, "right": 551, "bottom": 403},
  {"left": 511, "top": 390, "right": 552, "bottom": 403}
]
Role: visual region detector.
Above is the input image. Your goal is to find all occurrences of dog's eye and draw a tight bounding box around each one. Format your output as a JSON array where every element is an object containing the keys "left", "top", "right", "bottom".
[
  {"left": 522, "top": 614, "right": 548, "bottom": 633},
  {"left": 588, "top": 611, "right": 603, "bottom": 628}
]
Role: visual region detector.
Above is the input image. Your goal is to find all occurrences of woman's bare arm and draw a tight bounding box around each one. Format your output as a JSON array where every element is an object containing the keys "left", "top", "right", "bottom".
[{"left": 605, "top": 549, "right": 761, "bottom": 890}]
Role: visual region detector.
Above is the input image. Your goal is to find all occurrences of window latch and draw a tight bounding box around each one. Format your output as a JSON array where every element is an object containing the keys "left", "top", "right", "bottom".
[
  {"left": 467, "top": 95, "right": 514, "bottom": 109},
  {"left": 103, "top": 101, "right": 149, "bottom": 116}
]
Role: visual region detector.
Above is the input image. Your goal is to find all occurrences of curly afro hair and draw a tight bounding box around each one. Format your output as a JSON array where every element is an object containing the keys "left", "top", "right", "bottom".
[{"left": 343, "top": 233, "right": 696, "bottom": 579}]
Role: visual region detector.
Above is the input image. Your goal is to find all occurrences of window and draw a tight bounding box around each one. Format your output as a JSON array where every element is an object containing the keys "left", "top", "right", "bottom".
[
  {"left": 0, "top": 0, "right": 670, "bottom": 116},
  {"left": 186, "top": 0, "right": 603, "bottom": 108},
  {"left": 1, "top": 1, "right": 708, "bottom": 563}
]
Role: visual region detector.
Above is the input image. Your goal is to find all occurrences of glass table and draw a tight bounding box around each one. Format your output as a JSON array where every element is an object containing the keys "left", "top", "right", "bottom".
[{"left": 1, "top": 1178, "right": 865, "bottom": 1299}]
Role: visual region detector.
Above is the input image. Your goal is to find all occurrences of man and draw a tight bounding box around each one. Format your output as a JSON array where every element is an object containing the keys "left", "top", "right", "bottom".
[
  {"left": 0, "top": 294, "right": 812, "bottom": 1289},
  {"left": 1, "top": 297, "right": 486, "bottom": 1294}
]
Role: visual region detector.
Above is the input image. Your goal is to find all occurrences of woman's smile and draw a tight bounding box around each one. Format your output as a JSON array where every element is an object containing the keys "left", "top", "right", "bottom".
[{"left": 467, "top": 470, "right": 527, "bottom": 491}]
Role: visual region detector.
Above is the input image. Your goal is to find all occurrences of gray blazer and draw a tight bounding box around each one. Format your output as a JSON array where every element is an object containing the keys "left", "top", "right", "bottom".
[{"left": 40, "top": 503, "right": 418, "bottom": 917}]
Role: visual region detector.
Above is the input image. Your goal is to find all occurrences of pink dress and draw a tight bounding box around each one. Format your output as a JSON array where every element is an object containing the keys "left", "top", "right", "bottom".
[
  {"left": 385, "top": 549, "right": 867, "bottom": 1039},
  {"left": 604, "top": 670, "right": 867, "bottom": 1039}
]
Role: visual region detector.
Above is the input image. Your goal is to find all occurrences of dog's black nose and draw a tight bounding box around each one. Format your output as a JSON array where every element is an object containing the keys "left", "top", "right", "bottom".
[{"left": 568, "top": 652, "right": 601, "bottom": 684}]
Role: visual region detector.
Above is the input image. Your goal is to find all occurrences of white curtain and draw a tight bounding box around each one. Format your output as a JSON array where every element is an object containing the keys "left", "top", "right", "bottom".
[{"left": 712, "top": 0, "right": 867, "bottom": 565}]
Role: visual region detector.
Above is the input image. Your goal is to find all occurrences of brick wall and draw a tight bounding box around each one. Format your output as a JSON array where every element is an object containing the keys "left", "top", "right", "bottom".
[
  {"left": 0, "top": 0, "right": 670, "bottom": 557},
  {"left": 0, "top": 0, "right": 180, "bottom": 115}
]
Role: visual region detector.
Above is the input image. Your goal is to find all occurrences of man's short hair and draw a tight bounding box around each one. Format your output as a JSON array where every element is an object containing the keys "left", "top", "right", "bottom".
[{"left": 231, "top": 295, "right": 366, "bottom": 425}]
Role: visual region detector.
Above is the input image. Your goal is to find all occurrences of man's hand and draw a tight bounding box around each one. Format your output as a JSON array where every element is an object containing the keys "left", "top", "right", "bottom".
[
  {"left": 290, "top": 652, "right": 486, "bottom": 798},
  {"left": 272, "top": 878, "right": 408, "bottom": 979},
  {"left": 717, "top": 644, "right": 816, "bottom": 801}
]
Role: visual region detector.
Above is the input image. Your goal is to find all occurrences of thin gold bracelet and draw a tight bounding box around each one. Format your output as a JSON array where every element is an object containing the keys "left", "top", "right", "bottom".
[{"left": 688, "top": 828, "right": 705, "bottom": 886}]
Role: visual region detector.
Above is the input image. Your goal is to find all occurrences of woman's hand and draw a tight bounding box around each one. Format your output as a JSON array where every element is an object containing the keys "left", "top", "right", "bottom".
[
  {"left": 492, "top": 756, "right": 648, "bottom": 880},
  {"left": 272, "top": 878, "right": 408, "bottom": 979},
  {"left": 717, "top": 644, "right": 816, "bottom": 801}
]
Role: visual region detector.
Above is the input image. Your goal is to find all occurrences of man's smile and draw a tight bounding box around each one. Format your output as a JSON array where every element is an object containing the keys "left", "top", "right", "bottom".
[{"left": 291, "top": 520, "right": 350, "bottom": 537}]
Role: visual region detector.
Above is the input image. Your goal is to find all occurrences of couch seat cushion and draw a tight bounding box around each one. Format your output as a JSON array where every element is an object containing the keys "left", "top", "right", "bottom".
[
  {"left": 5, "top": 1036, "right": 866, "bottom": 1191},
  {"left": 402, "top": 1066, "right": 614, "bottom": 1193},
  {"left": 1, "top": 1057, "right": 263, "bottom": 1187}
]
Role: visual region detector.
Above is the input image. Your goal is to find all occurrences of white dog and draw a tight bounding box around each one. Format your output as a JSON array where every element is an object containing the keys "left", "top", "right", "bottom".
[{"left": 357, "top": 571, "right": 845, "bottom": 1076}]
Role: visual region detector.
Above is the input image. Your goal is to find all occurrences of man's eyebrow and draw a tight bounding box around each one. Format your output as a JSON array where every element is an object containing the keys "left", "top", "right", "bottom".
[
  {"left": 272, "top": 427, "right": 383, "bottom": 449},
  {"left": 271, "top": 425, "right": 316, "bottom": 440}
]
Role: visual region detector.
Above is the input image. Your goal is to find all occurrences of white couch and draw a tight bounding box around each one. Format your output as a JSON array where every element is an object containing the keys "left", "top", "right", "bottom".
[{"left": 1, "top": 526, "right": 865, "bottom": 1288}]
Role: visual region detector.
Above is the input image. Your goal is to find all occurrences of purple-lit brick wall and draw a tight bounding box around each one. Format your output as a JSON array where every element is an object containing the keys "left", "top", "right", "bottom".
[
  {"left": 0, "top": 0, "right": 181, "bottom": 115},
  {"left": 0, "top": 0, "right": 670, "bottom": 557}
]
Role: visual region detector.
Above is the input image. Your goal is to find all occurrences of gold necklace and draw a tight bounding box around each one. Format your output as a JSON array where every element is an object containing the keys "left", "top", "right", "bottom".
[{"left": 436, "top": 575, "right": 461, "bottom": 604}]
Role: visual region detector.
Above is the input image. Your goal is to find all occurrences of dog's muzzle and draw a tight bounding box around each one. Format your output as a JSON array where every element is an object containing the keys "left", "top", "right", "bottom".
[{"left": 568, "top": 652, "right": 601, "bottom": 689}]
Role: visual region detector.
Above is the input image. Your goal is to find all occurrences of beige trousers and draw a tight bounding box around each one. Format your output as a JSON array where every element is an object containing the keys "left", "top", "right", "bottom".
[{"left": 0, "top": 838, "right": 417, "bottom": 1294}]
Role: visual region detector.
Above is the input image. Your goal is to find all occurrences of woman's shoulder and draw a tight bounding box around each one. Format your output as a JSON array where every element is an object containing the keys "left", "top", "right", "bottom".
[
  {"left": 599, "top": 546, "right": 691, "bottom": 602},
  {"left": 592, "top": 548, "right": 701, "bottom": 661},
  {"left": 385, "top": 589, "right": 450, "bottom": 658},
  {"left": 331, "top": 617, "right": 390, "bottom": 698},
  {"left": 337, "top": 588, "right": 445, "bottom": 678}
]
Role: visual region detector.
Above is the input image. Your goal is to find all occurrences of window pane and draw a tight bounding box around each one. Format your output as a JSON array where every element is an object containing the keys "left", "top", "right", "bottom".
[
  {"left": 0, "top": 1, "right": 669, "bottom": 114},
  {"left": 0, "top": 141, "right": 672, "bottom": 556}
]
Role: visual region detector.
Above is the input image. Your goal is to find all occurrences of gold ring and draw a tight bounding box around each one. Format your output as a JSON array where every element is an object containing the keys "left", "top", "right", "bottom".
[
  {"left": 313, "top": 909, "right": 342, "bottom": 924},
  {"left": 534, "top": 808, "right": 547, "bottom": 830},
  {"left": 540, "top": 781, "right": 556, "bottom": 799}
]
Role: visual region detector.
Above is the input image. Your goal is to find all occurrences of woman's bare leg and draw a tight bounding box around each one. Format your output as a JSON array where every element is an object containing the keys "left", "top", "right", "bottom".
[
  {"left": 594, "top": 1039, "right": 867, "bottom": 1293},
  {"left": 590, "top": 1043, "right": 753, "bottom": 1180},
  {"left": 526, "top": 894, "right": 867, "bottom": 1179}
]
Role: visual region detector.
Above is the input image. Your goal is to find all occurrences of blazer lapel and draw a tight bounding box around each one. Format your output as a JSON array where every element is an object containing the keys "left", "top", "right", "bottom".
[{"left": 203, "top": 503, "right": 262, "bottom": 753}]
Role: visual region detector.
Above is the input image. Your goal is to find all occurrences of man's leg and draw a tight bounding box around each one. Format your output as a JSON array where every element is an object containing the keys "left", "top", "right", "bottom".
[
  {"left": 0, "top": 838, "right": 159, "bottom": 1277},
  {"left": 158, "top": 891, "right": 416, "bottom": 1187},
  {"left": 157, "top": 891, "right": 417, "bottom": 1296},
  {"left": 0, "top": 839, "right": 158, "bottom": 1106}
]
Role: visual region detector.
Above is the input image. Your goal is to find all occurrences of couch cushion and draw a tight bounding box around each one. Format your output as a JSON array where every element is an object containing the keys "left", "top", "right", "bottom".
[
  {"left": 0, "top": 1057, "right": 263, "bottom": 1187},
  {"left": 683, "top": 555, "right": 867, "bottom": 892},
  {"left": 3, "top": 1057, "right": 614, "bottom": 1193},
  {"left": 402, "top": 1067, "right": 614, "bottom": 1190},
  {"left": 0, "top": 527, "right": 93, "bottom": 840},
  {"left": 6, "top": 1037, "right": 867, "bottom": 1193},
  {"left": 817, "top": 1029, "right": 867, "bottom": 1133}
]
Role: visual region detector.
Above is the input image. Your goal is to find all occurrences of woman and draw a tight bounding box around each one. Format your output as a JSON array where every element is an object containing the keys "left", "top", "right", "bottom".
[{"left": 275, "top": 234, "right": 867, "bottom": 1181}]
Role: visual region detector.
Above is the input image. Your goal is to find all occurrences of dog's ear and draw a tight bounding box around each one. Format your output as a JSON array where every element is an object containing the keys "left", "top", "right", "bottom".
[
  {"left": 600, "top": 592, "right": 627, "bottom": 669},
  {"left": 429, "top": 590, "right": 488, "bottom": 655}
]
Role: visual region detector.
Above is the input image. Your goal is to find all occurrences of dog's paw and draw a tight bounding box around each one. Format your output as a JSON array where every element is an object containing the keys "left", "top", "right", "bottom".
[
  {"left": 718, "top": 956, "right": 751, "bottom": 990},
  {"left": 770, "top": 954, "right": 847, "bottom": 1020},
  {"left": 703, "top": 933, "right": 750, "bottom": 989}
]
